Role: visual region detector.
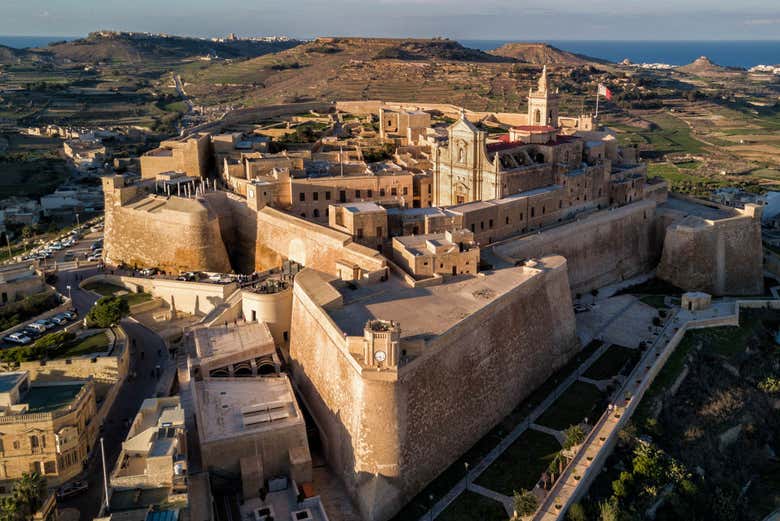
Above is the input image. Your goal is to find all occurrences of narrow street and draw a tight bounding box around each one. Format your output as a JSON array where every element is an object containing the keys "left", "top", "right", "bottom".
[{"left": 57, "top": 319, "right": 170, "bottom": 519}]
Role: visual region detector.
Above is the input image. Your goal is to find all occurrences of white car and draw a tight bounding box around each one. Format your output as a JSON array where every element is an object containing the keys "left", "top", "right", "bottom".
[
  {"left": 4, "top": 332, "right": 32, "bottom": 345},
  {"left": 87, "top": 253, "right": 102, "bottom": 262}
]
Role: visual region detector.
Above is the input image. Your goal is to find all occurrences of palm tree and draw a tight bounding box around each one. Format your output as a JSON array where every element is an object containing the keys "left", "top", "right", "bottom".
[
  {"left": 12, "top": 472, "right": 46, "bottom": 521},
  {"left": 0, "top": 496, "right": 19, "bottom": 521}
]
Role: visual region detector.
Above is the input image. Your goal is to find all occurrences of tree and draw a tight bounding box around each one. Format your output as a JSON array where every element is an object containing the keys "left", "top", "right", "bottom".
[
  {"left": 567, "top": 503, "right": 587, "bottom": 521},
  {"left": 513, "top": 489, "right": 538, "bottom": 517},
  {"left": 598, "top": 497, "right": 620, "bottom": 521},
  {"left": 563, "top": 425, "right": 586, "bottom": 450},
  {"left": 0, "top": 496, "right": 18, "bottom": 521},
  {"left": 12, "top": 472, "right": 46, "bottom": 521},
  {"left": 87, "top": 295, "right": 129, "bottom": 328}
]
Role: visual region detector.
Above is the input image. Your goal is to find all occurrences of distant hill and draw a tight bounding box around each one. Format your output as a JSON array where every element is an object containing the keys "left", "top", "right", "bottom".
[
  {"left": 34, "top": 32, "right": 301, "bottom": 64},
  {"left": 371, "top": 38, "right": 514, "bottom": 62},
  {"left": 183, "top": 37, "right": 558, "bottom": 110},
  {"left": 488, "top": 43, "right": 604, "bottom": 65},
  {"left": 677, "top": 56, "right": 738, "bottom": 75},
  {"left": 0, "top": 44, "right": 29, "bottom": 65}
]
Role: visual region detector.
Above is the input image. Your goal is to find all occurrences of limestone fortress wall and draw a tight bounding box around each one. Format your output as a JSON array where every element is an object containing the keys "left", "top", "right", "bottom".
[
  {"left": 657, "top": 203, "right": 763, "bottom": 295},
  {"left": 102, "top": 176, "right": 232, "bottom": 274},
  {"left": 288, "top": 257, "right": 579, "bottom": 521},
  {"left": 493, "top": 199, "right": 662, "bottom": 294}
]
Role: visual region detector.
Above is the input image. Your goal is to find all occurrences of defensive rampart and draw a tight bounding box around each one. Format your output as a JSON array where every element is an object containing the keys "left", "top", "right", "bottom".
[
  {"left": 657, "top": 203, "right": 763, "bottom": 296},
  {"left": 288, "top": 256, "right": 579, "bottom": 521},
  {"left": 493, "top": 199, "right": 661, "bottom": 294},
  {"left": 102, "top": 177, "right": 231, "bottom": 274}
]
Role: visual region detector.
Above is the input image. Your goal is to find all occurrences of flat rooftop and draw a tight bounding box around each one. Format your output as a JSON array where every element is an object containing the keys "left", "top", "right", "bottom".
[
  {"left": 23, "top": 382, "right": 84, "bottom": 413},
  {"left": 193, "top": 322, "right": 275, "bottom": 363},
  {"left": 194, "top": 376, "right": 303, "bottom": 444},
  {"left": 328, "top": 260, "right": 560, "bottom": 341},
  {"left": 660, "top": 196, "right": 735, "bottom": 220},
  {"left": 0, "top": 372, "right": 26, "bottom": 393}
]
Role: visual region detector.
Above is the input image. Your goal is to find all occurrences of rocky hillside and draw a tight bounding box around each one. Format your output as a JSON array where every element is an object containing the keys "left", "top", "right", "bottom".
[
  {"left": 183, "top": 37, "right": 549, "bottom": 109},
  {"left": 34, "top": 32, "right": 300, "bottom": 64},
  {"left": 0, "top": 44, "right": 29, "bottom": 65},
  {"left": 488, "top": 42, "right": 601, "bottom": 65},
  {"left": 677, "top": 55, "right": 737, "bottom": 75},
  {"left": 371, "top": 38, "right": 514, "bottom": 62}
]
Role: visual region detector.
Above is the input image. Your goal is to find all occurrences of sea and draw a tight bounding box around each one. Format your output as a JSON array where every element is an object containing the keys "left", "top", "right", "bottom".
[
  {"left": 461, "top": 40, "right": 780, "bottom": 69},
  {"left": 0, "top": 35, "right": 78, "bottom": 49}
]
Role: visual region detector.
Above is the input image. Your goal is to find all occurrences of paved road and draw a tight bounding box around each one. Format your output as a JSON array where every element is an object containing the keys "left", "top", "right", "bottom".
[{"left": 58, "top": 318, "right": 170, "bottom": 518}]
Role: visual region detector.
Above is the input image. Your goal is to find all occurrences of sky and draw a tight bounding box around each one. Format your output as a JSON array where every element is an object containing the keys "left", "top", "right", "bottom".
[{"left": 2, "top": 0, "right": 780, "bottom": 40}]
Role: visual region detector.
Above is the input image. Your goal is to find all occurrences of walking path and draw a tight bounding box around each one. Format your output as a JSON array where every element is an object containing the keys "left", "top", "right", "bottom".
[
  {"left": 533, "top": 297, "right": 752, "bottom": 520},
  {"left": 420, "top": 298, "right": 639, "bottom": 520}
]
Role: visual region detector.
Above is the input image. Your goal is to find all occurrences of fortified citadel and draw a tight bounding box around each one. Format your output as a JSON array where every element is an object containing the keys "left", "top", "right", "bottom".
[{"left": 101, "top": 69, "right": 763, "bottom": 520}]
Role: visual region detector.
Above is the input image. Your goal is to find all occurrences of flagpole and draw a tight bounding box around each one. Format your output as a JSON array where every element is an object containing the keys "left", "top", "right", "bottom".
[{"left": 595, "top": 88, "right": 600, "bottom": 120}]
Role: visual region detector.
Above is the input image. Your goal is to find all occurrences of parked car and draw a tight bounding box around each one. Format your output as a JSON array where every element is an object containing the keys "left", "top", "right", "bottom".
[
  {"left": 63, "top": 252, "right": 75, "bottom": 261},
  {"left": 90, "top": 241, "right": 103, "bottom": 251},
  {"left": 34, "top": 319, "right": 55, "bottom": 330},
  {"left": 20, "top": 327, "right": 42, "bottom": 339},
  {"left": 177, "top": 272, "right": 197, "bottom": 282},
  {"left": 140, "top": 268, "right": 157, "bottom": 277},
  {"left": 3, "top": 332, "right": 32, "bottom": 345},
  {"left": 50, "top": 314, "right": 69, "bottom": 326},
  {"left": 56, "top": 480, "right": 88, "bottom": 500},
  {"left": 87, "top": 253, "right": 102, "bottom": 262},
  {"left": 62, "top": 310, "right": 77, "bottom": 320},
  {"left": 27, "top": 323, "right": 48, "bottom": 333}
]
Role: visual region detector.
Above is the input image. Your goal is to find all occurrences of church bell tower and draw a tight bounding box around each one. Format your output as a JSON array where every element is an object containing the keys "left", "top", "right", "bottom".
[{"left": 528, "top": 65, "right": 559, "bottom": 128}]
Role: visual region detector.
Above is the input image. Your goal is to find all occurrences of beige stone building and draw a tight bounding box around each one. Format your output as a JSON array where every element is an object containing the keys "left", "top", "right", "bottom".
[
  {"left": 0, "top": 263, "right": 46, "bottom": 306},
  {"left": 392, "top": 229, "right": 479, "bottom": 278},
  {"left": 110, "top": 396, "right": 186, "bottom": 493},
  {"left": 189, "top": 322, "right": 279, "bottom": 379},
  {"left": 0, "top": 373, "right": 98, "bottom": 492},
  {"left": 140, "top": 134, "right": 210, "bottom": 180},
  {"left": 329, "top": 202, "right": 388, "bottom": 250},
  {"left": 191, "top": 375, "right": 312, "bottom": 496}
]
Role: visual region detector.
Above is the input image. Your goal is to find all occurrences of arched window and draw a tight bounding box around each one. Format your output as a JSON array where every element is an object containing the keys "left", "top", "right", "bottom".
[
  {"left": 534, "top": 109, "right": 541, "bottom": 125},
  {"left": 313, "top": 209, "right": 320, "bottom": 218},
  {"left": 458, "top": 147, "right": 465, "bottom": 163}
]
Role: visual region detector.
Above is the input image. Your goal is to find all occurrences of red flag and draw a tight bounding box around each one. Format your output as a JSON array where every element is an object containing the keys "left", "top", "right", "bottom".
[{"left": 598, "top": 84, "right": 613, "bottom": 101}]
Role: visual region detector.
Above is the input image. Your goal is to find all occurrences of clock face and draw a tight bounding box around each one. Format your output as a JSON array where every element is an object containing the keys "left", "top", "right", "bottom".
[{"left": 374, "top": 351, "right": 386, "bottom": 363}]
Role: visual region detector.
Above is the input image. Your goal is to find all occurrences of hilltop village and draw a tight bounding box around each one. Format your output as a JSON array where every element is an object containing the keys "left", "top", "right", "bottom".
[{"left": 86, "top": 67, "right": 766, "bottom": 521}]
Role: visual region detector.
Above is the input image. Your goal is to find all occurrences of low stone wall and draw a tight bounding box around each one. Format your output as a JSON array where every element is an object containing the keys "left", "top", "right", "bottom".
[{"left": 81, "top": 274, "right": 237, "bottom": 317}]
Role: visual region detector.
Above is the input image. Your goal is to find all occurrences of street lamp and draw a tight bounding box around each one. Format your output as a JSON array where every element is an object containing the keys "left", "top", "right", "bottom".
[{"left": 66, "top": 284, "right": 72, "bottom": 301}]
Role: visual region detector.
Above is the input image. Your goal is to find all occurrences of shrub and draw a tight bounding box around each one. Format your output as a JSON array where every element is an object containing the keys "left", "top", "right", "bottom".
[
  {"left": 758, "top": 376, "right": 780, "bottom": 393},
  {"left": 567, "top": 503, "right": 587, "bottom": 521},
  {"left": 563, "top": 425, "right": 586, "bottom": 450},
  {"left": 513, "top": 489, "right": 538, "bottom": 517},
  {"left": 86, "top": 296, "right": 129, "bottom": 328}
]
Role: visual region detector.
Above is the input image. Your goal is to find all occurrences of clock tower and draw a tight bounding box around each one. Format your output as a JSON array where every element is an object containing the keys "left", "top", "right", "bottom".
[{"left": 363, "top": 319, "right": 401, "bottom": 369}]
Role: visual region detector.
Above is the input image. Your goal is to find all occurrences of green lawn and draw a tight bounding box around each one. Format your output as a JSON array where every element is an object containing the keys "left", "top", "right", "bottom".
[
  {"left": 57, "top": 331, "right": 109, "bottom": 358},
  {"left": 391, "top": 341, "right": 605, "bottom": 521},
  {"left": 83, "top": 282, "right": 125, "bottom": 296},
  {"left": 475, "top": 429, "right": 561, "bottom": 496},
  {"left": 535, "top": 381, "right": 606, "bottom": 431},
  {"left": 438, "top": 491, "right": 508, "bottom": 521},
  {"left": 639, "top": 295, "right": 669, "bottom": 309},
  {"left": 584, "top": 346, "right": 642, "bottom": 381},
  {"left": 83, "top": 281, "right": 151, "bottom": 306}
]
